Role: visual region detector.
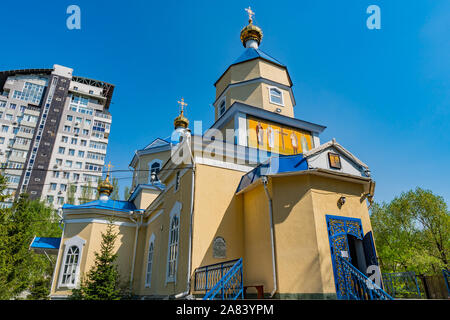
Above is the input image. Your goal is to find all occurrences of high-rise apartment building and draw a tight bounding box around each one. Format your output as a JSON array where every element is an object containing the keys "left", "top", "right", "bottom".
[{"left": 0, "top": 65, "right": 114, "bottom": 208}]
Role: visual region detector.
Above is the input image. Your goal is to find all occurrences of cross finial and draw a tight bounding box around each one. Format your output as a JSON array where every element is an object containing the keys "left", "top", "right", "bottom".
[
  {"left": 245, "top": 6, "right": 255, "bottom": 23},
  {"left": 177, "top": 97, "right": 188, "bottom": 114},
  {"left": 104, "top": 161, "right": 114, "bottom": 181}
]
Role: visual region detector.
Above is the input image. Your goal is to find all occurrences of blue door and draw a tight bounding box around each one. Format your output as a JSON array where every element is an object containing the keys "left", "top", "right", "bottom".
[{"left": 326, "top": 215, "right": 364, "bottom": 299}]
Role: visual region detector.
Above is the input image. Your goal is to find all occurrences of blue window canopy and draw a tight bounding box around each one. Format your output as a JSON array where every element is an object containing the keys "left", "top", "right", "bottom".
[
  {"left": 63, "top": 199, "right": 137, "bottom": 213},
  {"left": 30, "top": 236, "right": 61, "bottom": 255},
  {"left": 236, "top": 154, "right": 308, "bottom": 193}
]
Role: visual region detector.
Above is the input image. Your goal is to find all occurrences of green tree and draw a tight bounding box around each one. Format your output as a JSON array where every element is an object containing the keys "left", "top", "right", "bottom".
[
  {"left": 123, "top": 186, "right": 131, "bottom": 201},
  {"left": 67, "top": 183, "right": 76, "bottom": 205},
  {"left": 110, "top": 177, "right": 119, "bottom": 200},
  {"left": 0, "top": 185, "right": 61, "bottom": 299},
  {"left": 371, "top": 187, "right": 449, "bottom": 274},
  {"left": 80, "top": 180, "right": 94, "bottom": 204},
  {"left": 71, "top": 220, "right": 122, "bottom": 300}
]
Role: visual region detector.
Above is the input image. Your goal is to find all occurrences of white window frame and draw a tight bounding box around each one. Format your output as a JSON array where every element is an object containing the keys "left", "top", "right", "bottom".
[
  {"left": 57, "top": 236, "right": 86, "bottom": 289},
  {"left": 218, "top": 97, "right": 226, "bottom": 117},
  {"left": 145, "top": 233, "right": 156, "bottom": 288},
  {"left": 268, "top": 86, "right": 284, "bottom": 107},
  {"left": 165, "top": 201, "right": 182, "bottom": 284},
  {"left": 174, "top": 171, "right": 181, "bottom": 193}
]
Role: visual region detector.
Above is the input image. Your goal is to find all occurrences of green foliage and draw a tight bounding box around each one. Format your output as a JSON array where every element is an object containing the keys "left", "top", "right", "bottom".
[
  {"left": 71, "top": 220, "right": 122, "bottom": 300},
  {"left": 123, "top": 186, "right": 131, "bottom": 201},
  {"left": 67, "top": 183, "right": 76, "bottom": 205},
  {"left": 371, "top": 187, "right": 449, "bottom": 274},
  {"left": 27, "top": 277, "right": 51, "bottom": 300},
  {"left": 0, "top": 176, "right": 61, "bottom": 300},
  {"left": 110, "top": 177, "right": 120, "bottom": 201}
]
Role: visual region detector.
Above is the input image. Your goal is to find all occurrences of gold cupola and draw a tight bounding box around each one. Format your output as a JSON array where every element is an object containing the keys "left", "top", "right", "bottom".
[
  {"left": 98, "top": 162, "right": 114, "bottom": 198},
  {"left": 240, "top": 7, "right": 263, "bottom": 48},
  {"left": 174, "top": 97, "right": 189, "bottom": 129}
]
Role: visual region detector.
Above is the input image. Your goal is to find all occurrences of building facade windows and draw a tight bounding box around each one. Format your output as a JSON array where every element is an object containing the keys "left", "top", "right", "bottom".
[{"left": 12, "top": 82, "right": 45, "bottom": 105}]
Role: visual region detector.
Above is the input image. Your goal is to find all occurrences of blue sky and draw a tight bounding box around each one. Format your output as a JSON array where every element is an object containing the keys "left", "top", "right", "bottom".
[{"left": 1, "top": 0, "right": 449, "bottom": 205}]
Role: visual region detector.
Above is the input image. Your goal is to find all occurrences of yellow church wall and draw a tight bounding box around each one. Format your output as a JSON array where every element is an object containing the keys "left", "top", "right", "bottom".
[
  {"left": 240, "top": 173, "right": 372, "bottom": 299},
  {"left": 215, "top": 60, "right": 260, "bottom": 99},
  {"left": 269, "top": 175, "right": 326, "bottom": 298},
  {"left": 190, "top": 164, "right": 245, "bottom": 295},
  {"left": 51, "top": 217, "right": 140, "bottom": 298},
  {"left": 241, "top": 183, "right": 274, "bottom": 293},
  {"left": 134, "top": 168, "right": 194, "bottom": 297},
  {"left": 133, "top": 188, "right": 161, "bottom": 211},
  {"left": 51, "top": 222, "right": 93, "bottom": 297},
  {"left": 132, "top": 150, "right": 171, "bottom": 188},
  {"left": 308, "top": 175, "right": 372, "bottom": 295},
  {"left": 258, "top": 60, "right": 291, "bottom": 87},
  {"left": 260, "top": 83, "right": 294, "bottom": 117}
]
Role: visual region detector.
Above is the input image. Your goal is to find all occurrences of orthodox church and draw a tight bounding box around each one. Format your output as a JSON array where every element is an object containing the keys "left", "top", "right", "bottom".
[{"left": 42, "top": 9, "right": 390, "bottom": 300}]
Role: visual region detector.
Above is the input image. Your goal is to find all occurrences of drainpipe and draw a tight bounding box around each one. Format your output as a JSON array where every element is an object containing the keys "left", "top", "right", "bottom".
[
  {"left": 261, "top": 176, "right": 277, "bottom": 298},
  {"left": 175, "top": 132, "right": 196, "bottom": 299},
  {"left": 128, "top": 210, "right": 144, "bottom": 294}
]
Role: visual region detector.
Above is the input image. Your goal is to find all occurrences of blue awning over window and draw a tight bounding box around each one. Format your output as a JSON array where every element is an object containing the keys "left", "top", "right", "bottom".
[
  {"left": 30, "top": 237, "right": 61, "bottom": 254},
  {"left": 236, "top": 154, "right": 308, "bottom": 193}
]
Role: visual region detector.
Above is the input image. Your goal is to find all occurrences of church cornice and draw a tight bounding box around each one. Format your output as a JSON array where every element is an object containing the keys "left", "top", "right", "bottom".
[{"left": 213, "top": 76, "right": 296, "bottom": 108}]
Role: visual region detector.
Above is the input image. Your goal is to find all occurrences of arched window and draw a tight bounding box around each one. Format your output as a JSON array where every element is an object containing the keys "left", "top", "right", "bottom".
[
  {"left": 61, "top": 246, "right": 80, "bottom": 285},
  {"left": 167, "top": 215, "right": 179, "bottom": 281},
  {"left": 58, "top": 236, "right": 85, "bottom": 288},
  {"left": 219, "top": 100, "right": 226, "bottom": 116},
  {"left": 151, "top": 162, "right": 160, "bottom": 174},
  {"left": 269, "top": 87, "right": 284, "bottom": 106},
  {"left": 149, "top": 159, "right": 162, "bottom": 183},
  {"left": 145, "top": 235, "right": 155, "bottom": 288}
]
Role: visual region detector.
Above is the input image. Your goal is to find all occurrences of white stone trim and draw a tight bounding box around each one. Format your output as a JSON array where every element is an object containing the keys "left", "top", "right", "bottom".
[
  {"left": 194, "top": 156, "right": 253, "bottom": 172},
  {"left": 267, "top": 85, "right": 285, "bottom": 107},
  {"left": 64, "top": 218, "right": 136, "bottom": 227},
  {"left": 145, "top": 233, "right": 156, "bottom": 288},
  {"left": 165, "top": 201, "right": 182, "bottom": 284},
  {"left": 57, "top": 235, "right": 86, "bottom": 289}
]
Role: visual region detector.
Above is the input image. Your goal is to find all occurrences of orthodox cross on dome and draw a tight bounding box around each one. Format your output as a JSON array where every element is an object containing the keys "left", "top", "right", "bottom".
[
  {"left": 104, "top": 161, "right": 114, "bottom": 180},
  {"left": 245, "top": 6, "right": 255, "bottom": 23},
  {"left": 177, "top": 97, "right": 188, "bottom": 114}
]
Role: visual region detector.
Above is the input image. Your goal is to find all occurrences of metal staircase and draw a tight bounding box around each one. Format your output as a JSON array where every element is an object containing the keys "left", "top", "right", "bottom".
[
  {"left": 337, "top": 255, "right": 393, "bottom": 300},
  {"left": 198, "top": 258, "right": 244, "bottom": 300}
]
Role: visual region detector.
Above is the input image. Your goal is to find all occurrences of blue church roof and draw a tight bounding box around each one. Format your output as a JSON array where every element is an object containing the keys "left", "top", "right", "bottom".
[
  {"left": 30, "top": 237, "right": 61, "bottom": 250},
  {"left": 236, "top": 154, "right": 308, "bottom": 193},
  {"left": 63, "top": 199, "right": 137, "bottom": 212},
  {"left": 232, "top": 48, "right": 285, "bottom": 67}
]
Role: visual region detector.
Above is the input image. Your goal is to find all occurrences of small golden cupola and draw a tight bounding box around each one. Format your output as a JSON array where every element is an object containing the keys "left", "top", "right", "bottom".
[
  {"left": 174, "top": 97, "right": 189, "bottom": 129},
  {"left": 240, "top": 7, "right": 263, "bottom": 49},
  {"left": 98, "top": 162, "right": 114, "bottom": 200}
]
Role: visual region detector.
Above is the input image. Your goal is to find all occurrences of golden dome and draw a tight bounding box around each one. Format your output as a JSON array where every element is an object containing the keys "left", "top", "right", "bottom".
[
  {"left": 240, "top": 21, "right": 263, "bottom": 47},
  {"left": 97, "top": 174, "right": 114, "bottom": 197},
  {"left": 174, "top": 110, "right": 189, "bottom": 129}
]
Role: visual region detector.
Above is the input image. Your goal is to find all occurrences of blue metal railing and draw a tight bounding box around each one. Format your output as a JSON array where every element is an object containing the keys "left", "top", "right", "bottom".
[
  {"left": 194, "top": 259, "right": 240, "bottom": 293},
  {"left": 443, "top": 269, "right": 450, "bottom": 297},
  {"left": 337, "top": 255, "right": 393, "bottom": 300},
  {"left": 202, "top": 258, "right": 243, "bottom": 300},
  {"left": 382, "top": 271, "right": 422, "bottom": 298}
]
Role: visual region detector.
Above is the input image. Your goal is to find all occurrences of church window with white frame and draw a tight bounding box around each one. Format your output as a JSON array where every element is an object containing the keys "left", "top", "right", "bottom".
[
  {"left": 268, "top": 87, "right": 284, "bottom": 106},
  {"left": 61, "top": 246, "right": 80, "bottom": 285},
  {"left": 58, "top": 236, "right": 86, "bottom": 288},
  {"left": 166, "top": 213, "right": 180, "bottom": 282},
  {"left": 145, "top": 234, "right": 155, "bottom": 287},
  {"left": 218, "top": 99, "right": 226, "bottom": 117}
]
